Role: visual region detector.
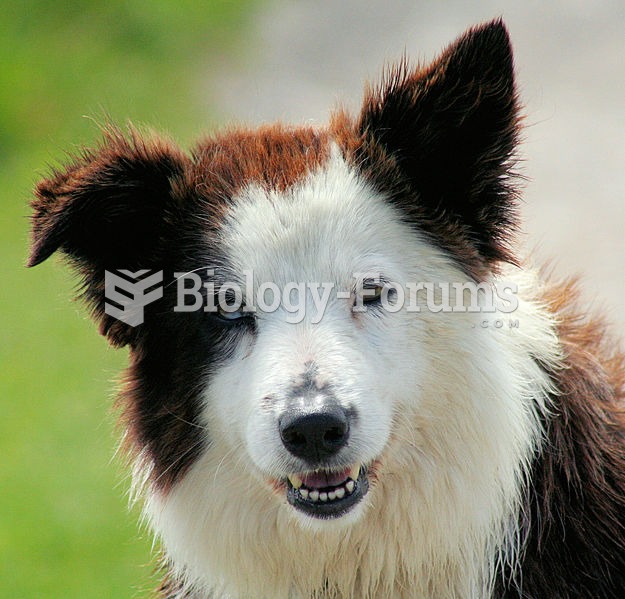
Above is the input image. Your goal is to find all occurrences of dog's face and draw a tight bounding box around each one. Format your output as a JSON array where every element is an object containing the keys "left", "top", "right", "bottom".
[
  {"left": 30, "top": 19, "right": 533, "bottom": 590},
  {"left": 210, "top": 147, "right": 436, "bottom": 523}
]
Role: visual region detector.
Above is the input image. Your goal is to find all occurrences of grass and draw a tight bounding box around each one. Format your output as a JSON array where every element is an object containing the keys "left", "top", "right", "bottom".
[{"left": 1, "top": 2, "right": 257, "bottom": 596}]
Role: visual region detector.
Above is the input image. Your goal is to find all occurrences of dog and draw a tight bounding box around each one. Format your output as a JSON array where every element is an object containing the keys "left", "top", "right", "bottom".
[{"left": 28, "top": 19, "right": 625, "bottom": 599}]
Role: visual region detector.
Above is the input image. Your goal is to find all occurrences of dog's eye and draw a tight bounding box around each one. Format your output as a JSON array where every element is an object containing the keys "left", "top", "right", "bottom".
[
  {"left": 208, "top": 304, "right": 255, "bottom": 330},
  {"left": 353, "top": 284, "right": 385, "bottom": 313},
  {"left": 353, "top": 279, "right": 398, "bottom": 314},
  {"left": 212, "top": 291, "right": 253, "bottom": 325},
  {"left": 362, "top": 285, "right": 384, "bottom": 304},
  {"left": 217, "top": 305, "right": 247, "bottom": 321}
]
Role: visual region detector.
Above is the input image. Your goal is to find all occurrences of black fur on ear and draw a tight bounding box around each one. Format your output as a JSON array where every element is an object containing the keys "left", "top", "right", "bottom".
[
  {"left": 28, "top": 126, "right": 191, "bottom": 346},
  {"left": 357, "top": 19, "right": 521, "bottom": 272}
]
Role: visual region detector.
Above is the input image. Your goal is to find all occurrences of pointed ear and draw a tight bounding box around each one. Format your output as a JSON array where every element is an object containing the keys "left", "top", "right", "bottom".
[
  {"left": 28, "top": 126, "right": 190, "bottom": 346},
  {"left": 358, "top": 19, "right": 520, "bottom": 264},
  {"left": 28, "top": 126, "right": 189, "bottom": 270}
]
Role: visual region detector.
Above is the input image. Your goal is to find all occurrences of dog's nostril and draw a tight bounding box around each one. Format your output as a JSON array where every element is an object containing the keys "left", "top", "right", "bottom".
[
  {"left": 279, "top": 407, "right": 350, "bottom": 462},
  {"left": 324, "top": 426, "right": 345, "bottom": 444},
  {"left": 283, "top": 429, "right": 307, "bottom": 448}
]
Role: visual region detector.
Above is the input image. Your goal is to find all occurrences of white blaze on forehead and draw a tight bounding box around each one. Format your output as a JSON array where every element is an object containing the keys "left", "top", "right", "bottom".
[{"left": 219, "top": 144, "right": 446, "bottom": 295}]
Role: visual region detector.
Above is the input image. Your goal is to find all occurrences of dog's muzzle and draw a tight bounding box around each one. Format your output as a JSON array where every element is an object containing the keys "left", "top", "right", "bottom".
[{"left": 278, "top": 404, "right": 369, "bottom": 518}]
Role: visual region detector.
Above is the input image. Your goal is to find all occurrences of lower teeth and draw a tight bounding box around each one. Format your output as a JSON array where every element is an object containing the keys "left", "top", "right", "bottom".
[{"left": 298, "top": 479, "right": 355, "bottom": 503}]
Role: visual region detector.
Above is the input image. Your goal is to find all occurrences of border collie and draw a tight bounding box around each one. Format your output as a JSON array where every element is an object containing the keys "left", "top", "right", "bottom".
[{"left": 28, "top": 20, "right": 625, "bottom": 599}]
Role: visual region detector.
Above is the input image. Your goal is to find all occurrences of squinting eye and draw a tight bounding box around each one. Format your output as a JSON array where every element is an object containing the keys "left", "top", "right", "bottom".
[
  {"left": 362, "top": 285, "right": 384, "bottom": 304},
  {"left": 217, "top": 304, "right": 247, "bottom": 321}
]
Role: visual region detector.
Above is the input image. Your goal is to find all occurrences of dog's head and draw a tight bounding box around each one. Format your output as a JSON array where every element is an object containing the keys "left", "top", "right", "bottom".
[{"left": 29, "top": 20, "right": 520, "bottom": 535}]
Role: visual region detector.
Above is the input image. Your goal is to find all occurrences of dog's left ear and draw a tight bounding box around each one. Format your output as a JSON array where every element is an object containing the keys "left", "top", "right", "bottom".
[{"left": 358, "top": 19, "right": 520, "bottom": 264}]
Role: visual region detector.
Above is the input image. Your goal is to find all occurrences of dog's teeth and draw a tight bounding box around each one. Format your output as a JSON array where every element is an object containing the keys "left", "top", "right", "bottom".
[
  {"left": 291, "top": 467, "right": 361, "bottom": 505},
  {"left": 288, "top": 474, "right": 303, "bottom": 489}
]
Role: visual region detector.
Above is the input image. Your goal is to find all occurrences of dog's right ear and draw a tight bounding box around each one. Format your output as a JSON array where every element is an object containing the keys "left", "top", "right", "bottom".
[
  {"left": 28, "top": 127, "right": 191, "bottom": 347},
  {"left": 28, "top": 127, "right": 189, "bottom": 271}
]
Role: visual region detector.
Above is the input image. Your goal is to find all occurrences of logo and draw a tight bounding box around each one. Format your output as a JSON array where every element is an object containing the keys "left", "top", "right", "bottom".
[
  {"left": 104, "top": 270, "right": 164, "bottom": 327},
  {"left": 103, "top": 268, "right": 520, "bottom": 327}
]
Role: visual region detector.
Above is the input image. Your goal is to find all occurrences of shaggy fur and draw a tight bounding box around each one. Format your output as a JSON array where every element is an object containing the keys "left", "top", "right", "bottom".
[{"left": 28, "top": 19, "right": 625, "bottom": 599}]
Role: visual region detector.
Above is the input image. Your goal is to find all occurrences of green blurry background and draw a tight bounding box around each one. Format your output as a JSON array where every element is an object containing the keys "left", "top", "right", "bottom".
[{"left": 1, "top": 2, "right": 255, "bottom": 596}]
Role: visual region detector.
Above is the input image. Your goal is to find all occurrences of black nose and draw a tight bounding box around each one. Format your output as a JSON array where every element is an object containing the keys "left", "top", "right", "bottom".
[{"left": 279, "top": 405, "right": 350, "bottom": 461}]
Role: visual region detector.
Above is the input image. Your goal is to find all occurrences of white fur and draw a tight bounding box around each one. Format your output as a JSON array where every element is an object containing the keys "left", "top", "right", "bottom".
[{"left": 141, "top": 148, "right": 562, "bottom": 598}]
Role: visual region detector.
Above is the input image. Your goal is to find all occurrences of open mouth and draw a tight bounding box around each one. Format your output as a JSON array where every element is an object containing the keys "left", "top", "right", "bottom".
[{"left": 285, "top": 464, "right": 369, "bottom": 519}]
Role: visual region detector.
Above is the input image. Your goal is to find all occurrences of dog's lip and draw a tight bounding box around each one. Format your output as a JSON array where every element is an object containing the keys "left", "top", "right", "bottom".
[{"left": 283, "top": 464, "right": 370, "bottom": 519}]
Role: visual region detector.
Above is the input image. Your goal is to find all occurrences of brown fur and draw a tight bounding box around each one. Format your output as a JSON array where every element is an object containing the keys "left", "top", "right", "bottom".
[
  {"left": 190, "top": 124, "right": 329, "bottom": 203},
  {"left": 497, "top": 278, "right": 625, "bottom": 597}
]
